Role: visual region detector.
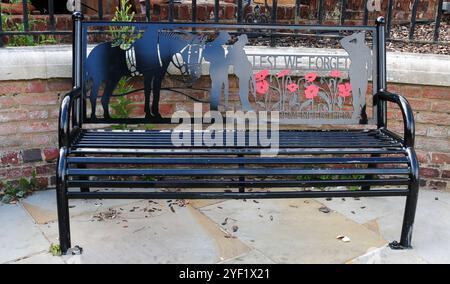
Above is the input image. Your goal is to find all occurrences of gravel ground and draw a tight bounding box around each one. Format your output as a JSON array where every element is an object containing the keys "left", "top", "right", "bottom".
[
  {"left": 250, "top": 20, "right": 450, "bottom": 55},
  {"left": 388, "top": 21, "right": 450, "bottom": 54}
]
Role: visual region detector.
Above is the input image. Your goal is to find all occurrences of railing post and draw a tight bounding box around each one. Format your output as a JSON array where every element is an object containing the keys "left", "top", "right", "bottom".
[
  {"left": 237, "top": 0, "right": 243, "bottom": 23},
  {"left": 22, "top": 0, "right": 29, "bottom": 31},
  {"left": 98, "top": 0, "right": 104, "bottom": 20},
  {"left": 318, "top": 0, "right": 324, "bottom": 24},
  {"left": 363, "top": 0, "right": 369, "bottom": 25},
  {"left": 270, "top": 0, "right": 278, "bottom": 46},
  {"left": 376, "top": 16, "right": 387, "bottom": 129},
  {"left": 48, "top": 0, "right": 56, "bottom": 31},
  {"left": 386, "top": 0, "right": 393, "bottom": 38},
  {"left": 145, "top": 0, "right": 151, "bottom": 21},
  {"left": 169, "top": 0, "right": 174, "bottom": 22},
  {"left": 295, "top": 0, "right": 301, "bottom": 24},
  {"left": 214, "top": 0, "right": 220, "bottom": 23},
  {"left": 340, "top": 0, "right": 347, "bottom": 25},
  {"left": 192, "top": 0, "right": 197, "bottom": 22},
  {"left": 434, "top": 0, "right": 444, "bottom": 42},
  {"left": 409, "top": 0, "right": 419, "bottom": 41}
]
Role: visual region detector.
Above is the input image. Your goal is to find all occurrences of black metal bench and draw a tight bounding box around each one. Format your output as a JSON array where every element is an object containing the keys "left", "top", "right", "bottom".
[{"left": 56, "top": 12, "right": 419, "bottom": 254}]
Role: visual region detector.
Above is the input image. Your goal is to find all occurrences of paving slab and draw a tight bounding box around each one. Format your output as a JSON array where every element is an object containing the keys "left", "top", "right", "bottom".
[
  {"left": 38, "top": 200, "right": 250, "bottom": 264},
  {"left": 10, "top": 252, "right": 65, "bottom": 264},
  {"left": 220, "top": 250, "right": 276, "bottom": 264},
  {"left": 21, "top": 189, "right": 150, "bottom": 224},
  {"left": 375, "top": 193, "right": 450, "bottom": 264},
  {"left": 349, "top": 246, "right": 428, "bottom": 264},
  {"left": 200, "top": 198, "right": 387, "bottom": 264},
  {"left": 317, "top": 196, "right": 405, "bottom": 224},
  {"left": 0, "top": 204, "right": 51, "bottom": 264}
]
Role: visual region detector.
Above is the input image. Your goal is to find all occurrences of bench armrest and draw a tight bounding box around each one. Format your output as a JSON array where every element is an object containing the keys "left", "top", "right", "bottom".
[
  {"left": 59, "top": 88, "right": 81, "bottom": 148},
  {"left": 376, "top": 91, "right": 415, "bottom": 148}
]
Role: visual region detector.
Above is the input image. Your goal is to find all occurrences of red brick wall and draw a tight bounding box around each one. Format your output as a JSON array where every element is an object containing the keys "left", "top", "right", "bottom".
[{"left": 0, "top": 78, "right": 449, "bottom": 191}]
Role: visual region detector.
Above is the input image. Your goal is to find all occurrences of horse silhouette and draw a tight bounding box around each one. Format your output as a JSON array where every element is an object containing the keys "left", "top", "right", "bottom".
[{"left": 85, "top": 27, "right": 201, "bottom": 119}]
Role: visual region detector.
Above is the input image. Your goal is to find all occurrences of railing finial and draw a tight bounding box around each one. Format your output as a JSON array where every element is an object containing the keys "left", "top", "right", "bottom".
[{"left": 376, "top": 16, "right": 386, "bottom": 25}]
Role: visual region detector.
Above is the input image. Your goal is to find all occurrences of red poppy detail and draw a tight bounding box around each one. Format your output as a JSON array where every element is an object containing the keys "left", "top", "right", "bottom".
[
  {"left": 304, "top": 72, "right": 318, "bottom": 83},
  {"left": 305, "top": 85, "right": 319, "bottom": 99},
  {"left": 255, "top": 69, "right": 270, "bottom": 81},
  {"left": 276, "top": 69, "right": 291, "bottom": 78},
  {"left": 330, "top": 70, "right": 342, "bottom": 78},
  {"left": 338, "top": 83, "right": 352, "bottom": 97},
  {"left": 286, "top": 83, "right": 299, "bottom": 92},
  {"left": 256, "top": 80, "right": 270, "bottom": 94}
]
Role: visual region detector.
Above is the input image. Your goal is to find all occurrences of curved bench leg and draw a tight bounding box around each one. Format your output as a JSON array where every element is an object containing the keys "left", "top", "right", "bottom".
[
  {"left": 391, "top": 148, "right": 419, "bottom": 249},
  {"left": 56, "top": 148, "right": 71, "bottom": 254}
]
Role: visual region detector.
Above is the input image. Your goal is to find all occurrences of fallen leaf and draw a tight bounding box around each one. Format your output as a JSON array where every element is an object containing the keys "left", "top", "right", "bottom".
[{"left": 336, "top": 235, "right": 351, "bottom": 242}]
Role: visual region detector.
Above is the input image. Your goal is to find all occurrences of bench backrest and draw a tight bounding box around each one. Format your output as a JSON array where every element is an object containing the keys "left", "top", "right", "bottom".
[{"left": 72, "top": 16, "right": 388, "bottom": 127}]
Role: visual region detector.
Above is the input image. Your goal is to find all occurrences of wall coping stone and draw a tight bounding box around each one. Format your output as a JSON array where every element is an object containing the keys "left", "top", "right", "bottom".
[{"left": 1, "top": 45, "right": 449, "bottom": 87}]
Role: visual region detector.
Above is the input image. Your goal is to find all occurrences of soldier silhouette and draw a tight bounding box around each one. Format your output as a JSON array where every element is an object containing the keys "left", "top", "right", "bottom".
[
  {"left": 340, "top": 32, "right": 372, "bottom": 121},
  {"left": 203, "top": 32, "right": 231, "bottom": 111},
  {"left": 226, "top": 34, "right": 254, "bottom": 111}
]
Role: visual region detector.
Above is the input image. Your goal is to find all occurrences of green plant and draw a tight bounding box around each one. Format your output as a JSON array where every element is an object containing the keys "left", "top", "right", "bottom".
[
  {"left": 1, "top": 170, "right": 38, "bottom": 203},
  {"left": 143, "top": 124, "right": 155, "bottom": 130},
  {"left": 1, "top": 11, "right": 57, "bottom": 46},
  {"left": 7, "top": 21, "right": 35, "bottom": 46},
  {"left": 1, "top": 13, "right": 7, "bottom": 29},
  {"left": 296, "top": 173, "right": 366, "bottom": 191},
  {"left": 110, "top": 77, "right": 136, "bottom": 130},
  {"left": 49, "top": 243, "right": 62, "bottom": 257},
  {"left": 110, "top": 0, "right": 142, "bottom": 50}
]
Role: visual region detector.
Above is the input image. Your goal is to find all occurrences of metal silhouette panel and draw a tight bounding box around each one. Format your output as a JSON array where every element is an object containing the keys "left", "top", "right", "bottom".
[{"left": 82, "top": 22, "right": 376, "bottom": 125}]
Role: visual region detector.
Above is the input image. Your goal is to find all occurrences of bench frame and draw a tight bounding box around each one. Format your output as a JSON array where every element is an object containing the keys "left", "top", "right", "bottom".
[{"left": 56, "top": 12, "right": 419, "bottom": 255}]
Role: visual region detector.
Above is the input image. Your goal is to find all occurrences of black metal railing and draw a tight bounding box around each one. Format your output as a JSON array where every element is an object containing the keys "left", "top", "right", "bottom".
[{"left": 0, "top": 0, "right": 448, "bottom": 47}]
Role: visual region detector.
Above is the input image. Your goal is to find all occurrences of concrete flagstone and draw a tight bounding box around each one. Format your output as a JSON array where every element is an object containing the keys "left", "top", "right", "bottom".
[
  {"left": 220, "top": 250, "right": 276, "bottom": 264},
  {"left": 38, "top": 200, "right": 250, "bottom": 264},
  {"left": 21, "top": 189, "right": 152, "bottom": 224},
  {"left": 349, "top": 246, "right": 429, "bottom": 264},
  {"left": 317, "top": 196, "right": 405, "bottom": 224},
  {"left": 3, "top": 188, "right": 449, "bottom": 264},
  {"left": 320, "top": 189, "right": 450, "bottom": 263},
  {"left": 0, "top": 204, "right": 51, "bottom": 264},
  {"left": 200, "top": 198, "right": 387, "bottom": 264},
  {"left": 9, "top": 252, "right": 65, "bottom": 264},
  {"left": 375, "top": 196, "right": 450, "bottom": 264}
]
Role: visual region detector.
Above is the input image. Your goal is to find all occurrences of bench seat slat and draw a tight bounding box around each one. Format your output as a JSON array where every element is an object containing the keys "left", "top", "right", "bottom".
[
  {"left": 66, "top": 190, "right": 410, "bottom": 200},
  {"left": 67, "top": 178, "right": 411, "bottom": 188},
  {"left": 69, "top": 148, "right": 406, "bottom": 155},
  {"left": 67, "top": 168, "right": 410, "bottom": 177},
  {"left": 67, "top": 156, "right": 409, "bottom": 165}
]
